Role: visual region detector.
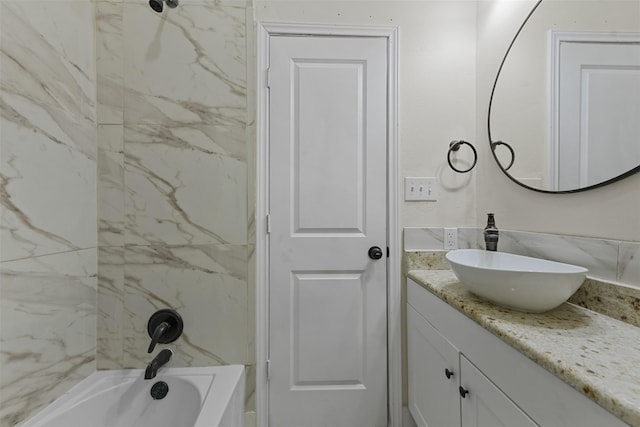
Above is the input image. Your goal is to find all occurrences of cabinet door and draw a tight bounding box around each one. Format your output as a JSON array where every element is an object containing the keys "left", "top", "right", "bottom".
[
  {"left": 460, "top": 355, "right": 538, "bottom": 427},
  {"left": 408, "top": 305, "right": 460, "bottom": 427}
]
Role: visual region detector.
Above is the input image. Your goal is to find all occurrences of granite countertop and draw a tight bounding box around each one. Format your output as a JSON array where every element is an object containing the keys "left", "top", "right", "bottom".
[{"left": 408, "top": 269, "right": 640, "bottom": 427}]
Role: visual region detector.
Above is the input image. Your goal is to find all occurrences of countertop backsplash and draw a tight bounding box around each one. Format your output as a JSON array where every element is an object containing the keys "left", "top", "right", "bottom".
[
  {"left": 404, "top": 227, "right": 640, "bottom": 288},
  {"left": 568, "top": 279, "right": 640, "bottom": 328},
  {"left": 404, "top": 227, "right": 640, "bottom": 329}
]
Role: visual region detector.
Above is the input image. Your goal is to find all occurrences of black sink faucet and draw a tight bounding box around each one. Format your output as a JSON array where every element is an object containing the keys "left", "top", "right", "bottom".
[
  {"left": 145, "top": 349, "right": 173, "bottom": 380},
  {"left": 484, "top": 213, "right": 499, "bottom": 251}
]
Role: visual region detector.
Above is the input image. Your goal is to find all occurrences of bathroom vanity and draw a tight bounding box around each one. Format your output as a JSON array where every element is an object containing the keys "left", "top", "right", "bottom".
[{"left": 407, "top": 270, "right": 638, "bottom": 427}]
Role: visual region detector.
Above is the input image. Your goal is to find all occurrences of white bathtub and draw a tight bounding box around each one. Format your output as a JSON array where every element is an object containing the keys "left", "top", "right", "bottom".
[{"left": 21, "top": 365, "right": 245, "bottom": 427}]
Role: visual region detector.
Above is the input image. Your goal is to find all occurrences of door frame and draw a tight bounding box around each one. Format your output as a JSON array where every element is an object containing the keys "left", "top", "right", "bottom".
[
  {"left": 255, "top": 22, "right": 400, "bottom": 427},
  {"left": 547, "top": 30, "right": 640, "bottom": 190}
]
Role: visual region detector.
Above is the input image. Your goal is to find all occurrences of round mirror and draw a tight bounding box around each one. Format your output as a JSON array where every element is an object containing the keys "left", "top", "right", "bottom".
[{"left": 488, "top": 0, "right": 640, "bottom": 193}]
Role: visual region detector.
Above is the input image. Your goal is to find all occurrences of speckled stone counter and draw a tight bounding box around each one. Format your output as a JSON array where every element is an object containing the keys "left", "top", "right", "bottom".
[{"left": 408, "top": 269, "right": 640, "bottom": 427}]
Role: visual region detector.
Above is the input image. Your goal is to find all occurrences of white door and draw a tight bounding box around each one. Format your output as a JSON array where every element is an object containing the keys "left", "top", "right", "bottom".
[
  {"left": 555, "top": 39, "right": 640, "bottom": 190},
  {"left": 268, "top": 35, "right": 388, "bottom": 427}
]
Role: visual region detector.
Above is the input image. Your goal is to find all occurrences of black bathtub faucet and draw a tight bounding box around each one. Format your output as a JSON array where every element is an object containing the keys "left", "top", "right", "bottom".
[
  {"left": 147, "top": 309, "right": 184, "bottom": 353},
  {"left": 145, "top": 349, "right": 173, "bottom": 380}
]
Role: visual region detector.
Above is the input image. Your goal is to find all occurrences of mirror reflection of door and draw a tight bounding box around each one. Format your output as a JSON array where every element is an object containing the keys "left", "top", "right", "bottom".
[
  {"left": 487, "top": 0, "right": 640, "bottom": 193},
  {"left": 551, "top": 32, "right": 640, "bottom": 191}
]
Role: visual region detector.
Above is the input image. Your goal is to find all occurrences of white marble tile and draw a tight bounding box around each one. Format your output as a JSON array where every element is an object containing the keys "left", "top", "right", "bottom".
[
  {"left": 0, "top": 2, "right": 96, "bottom": 124},
  {"left": 122, "top": 244, "right": 250, "bottom": 367},
  {"left": 247, "top": 244, "right": 256, "bottom": 365},
  {"left": 404, "top": 227, "right": 637, "bottom": 288},
  {"left": 0, "top": 116, "right": 97, "bottom": 261},
  {"left": 403, "top": 227, "right": 477, "bottom": 251},
  {"left": 245, "top": 8, "right": 256, "bottom": 246},
  {"left": 96, "top": 1, "right": 124, "bottom": 124},
  {"left": 246, "top": 125, "right": 256, "bottom": 246},
  {"left": 98, "top": 125, "right": 125, "bottom": 247},
  {"left": 5, "top": 0, "right": 95, "bottom": 3},
  {"left": 0, "top": 1, "right": 97, "bottom": 262},
  {"left": 498, "top": 230, "right": 619, "bottom": 282},
  {"left": 124, "top": 124, "right": 247, "bottom": 245},
  {"left": 619, "top": 242, "right": 640, "bottom": 288},
  {"left": 243, "top": 363, "right": 255, "bottom": 411},
  {"left": 0, "top": 249, "right": 96, "bottom": 426},
  {"left": 122, "top": 2, "right": 246, "bottom": 126},
  {"left": 1, "top": 119, "right": 97, "bottom": 261},
  {"left": 457, "top": 227, "right": 480, "bottom": 249},
  {"left": 98, "top": 123, "right": 124, "bottom": 153},
  {"left": 122, "top": 0, "right": 248, "bottom": 5},
  {"left": 97, "top": 246, "right": 125, "bottom": 369},
  {"left": 404, "top": 227, "right": 443, "bottom": 251}
]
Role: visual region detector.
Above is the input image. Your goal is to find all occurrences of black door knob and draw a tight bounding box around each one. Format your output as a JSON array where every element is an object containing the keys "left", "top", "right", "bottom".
[
  {"left": 445, "top": 368, "right": 454, "bottom": 379},
  {"left": 368, "top": 246, "right": 384, "bottom": 260},
  {"left": 459, "top": 386, "right": 469, "bottom": 398}
]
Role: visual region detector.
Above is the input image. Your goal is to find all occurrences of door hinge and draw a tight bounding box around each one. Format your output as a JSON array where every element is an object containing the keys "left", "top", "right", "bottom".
[
  {"left": 266, "top": 67, "right": 271, "bottom": 89},
  {"left": 266, "top": 214, "right": 271, "bottom": 234},
  {"left": 266, "top": 359, "right": 271, "bottom": 381},
  {"left": 387, "top": 246, "right": 390, "bottom": 258}
]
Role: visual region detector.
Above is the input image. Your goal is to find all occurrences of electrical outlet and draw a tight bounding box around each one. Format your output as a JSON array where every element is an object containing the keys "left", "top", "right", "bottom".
[
  {"left": 444, "top": 227, "right": 457, "bottom": 250},
  {"left": 404, "top": 177, "right": 438, "bottom": 201}
]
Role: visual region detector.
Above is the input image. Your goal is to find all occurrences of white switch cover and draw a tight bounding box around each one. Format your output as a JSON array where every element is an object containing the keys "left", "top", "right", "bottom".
[{"left": 405, "top": 177, "right": 438, "bottom": 201}]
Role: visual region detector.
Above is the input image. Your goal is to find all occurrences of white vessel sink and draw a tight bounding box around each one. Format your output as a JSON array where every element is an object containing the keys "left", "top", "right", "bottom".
[{"left": 446, "top": 249, "right": 588, "bottom": 313}]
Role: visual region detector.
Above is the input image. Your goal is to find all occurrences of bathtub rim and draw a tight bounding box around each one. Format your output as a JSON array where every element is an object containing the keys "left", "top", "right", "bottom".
[{"left": 19, "top": 365, "right": 246, "bottom": 427}]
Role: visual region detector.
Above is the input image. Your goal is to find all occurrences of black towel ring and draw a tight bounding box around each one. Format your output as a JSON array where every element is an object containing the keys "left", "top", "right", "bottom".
[
  {"left": 491, "top": 141, "right": 515, "bottom": 171},
  {"left": 447, "top": 140, "right": 477, "bottom": 174}
]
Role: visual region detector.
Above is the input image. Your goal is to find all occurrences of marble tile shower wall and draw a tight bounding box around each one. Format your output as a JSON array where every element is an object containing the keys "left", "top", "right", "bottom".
[
  {"left": 0, "top": 2, "right": 97, "bottom": 426},
  {"left": 95, "top": 0, "right": 254, "bottom": 404},
  {"left": 404, "top": 227, "right": 640, "bottom": 287}
]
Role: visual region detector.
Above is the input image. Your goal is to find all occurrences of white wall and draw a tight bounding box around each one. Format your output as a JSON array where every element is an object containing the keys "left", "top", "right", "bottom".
[
  {"left": 254, "top": 0, "right": 478, "bottom": 229},
  {"left": 476, "top": 0, "right": 640, "bottom": 242},
  {"left": 254, "top": 0, "right": 640, "bottom": 239}
]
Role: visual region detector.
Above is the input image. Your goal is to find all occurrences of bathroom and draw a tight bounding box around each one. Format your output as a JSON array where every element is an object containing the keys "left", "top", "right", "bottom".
[{"left": 1, "top": 0, "right": 639, "bottom": 426}]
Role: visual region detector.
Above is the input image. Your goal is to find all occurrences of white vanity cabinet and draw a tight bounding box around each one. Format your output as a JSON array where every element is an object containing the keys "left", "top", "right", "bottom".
[
  {"left": 407, "top": 304, "right": 459, "bottom": 427},
  {"left": 459, "top": 355, "right": 537, "bottom": 427},
  {"left": 408, "top": 305, "right": 536, "bottom": 427},
  {"left": 407, "top": 278, "right": 628, "bottom": 427}
]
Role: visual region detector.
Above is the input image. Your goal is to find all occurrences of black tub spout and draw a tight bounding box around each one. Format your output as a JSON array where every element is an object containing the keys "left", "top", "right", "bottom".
[{"left": 145, "top": 349, "right": 172, "bottom": 380}]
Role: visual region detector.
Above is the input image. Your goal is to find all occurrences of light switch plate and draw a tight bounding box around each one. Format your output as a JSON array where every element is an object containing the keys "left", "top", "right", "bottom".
[{"left": 405, "top": 177, "right": 438, "bottom": 201}]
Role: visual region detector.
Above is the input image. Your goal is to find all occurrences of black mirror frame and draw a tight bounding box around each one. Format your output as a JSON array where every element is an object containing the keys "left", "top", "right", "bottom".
[{"left": 487, "top": 0, "right": 640, "bottom": 194}]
